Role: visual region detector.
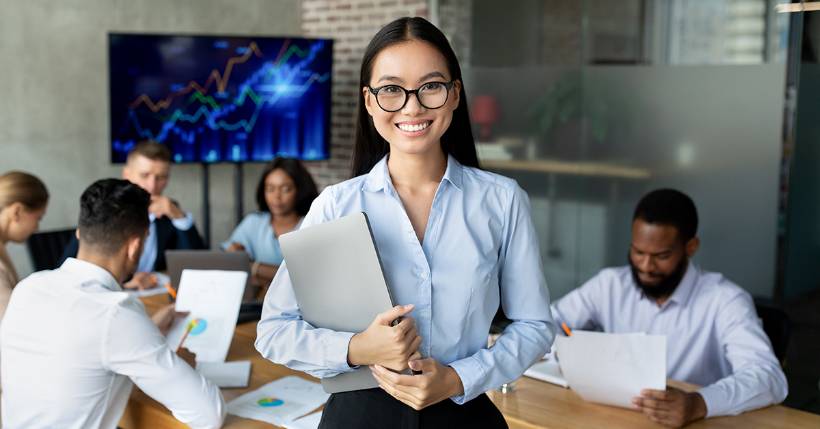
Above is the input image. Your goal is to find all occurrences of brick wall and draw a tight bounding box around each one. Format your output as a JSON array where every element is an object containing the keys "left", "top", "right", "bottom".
[{"left": 301, "top": 0, "right": 430, "bottom": 188}]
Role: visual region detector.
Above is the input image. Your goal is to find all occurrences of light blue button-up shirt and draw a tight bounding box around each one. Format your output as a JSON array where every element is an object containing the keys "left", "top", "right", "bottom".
[
  {"left": 221, "top": 212, "right": 287, "bottom": 265},
  {"left": 551, "top": 263, "right": 788, "bottom": 417},
  {"left": 256, "top": 155, "right": 556, "bottom": 403},
  {"left": 137, "top": 213, "right": 194, "bottom": 273}
]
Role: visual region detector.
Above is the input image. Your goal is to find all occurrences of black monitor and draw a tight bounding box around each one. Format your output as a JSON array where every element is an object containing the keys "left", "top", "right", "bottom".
[{"left": 108, "top": 33, "right": 333, "bottom": 163}]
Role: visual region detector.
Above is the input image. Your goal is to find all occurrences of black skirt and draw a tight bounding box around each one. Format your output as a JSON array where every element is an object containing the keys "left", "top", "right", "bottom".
[{"left": 318, "top": 388, "right": 508, "bottom": 429}]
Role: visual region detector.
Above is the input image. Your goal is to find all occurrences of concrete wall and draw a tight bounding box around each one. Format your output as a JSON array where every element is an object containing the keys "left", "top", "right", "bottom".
[{"left": 0, "top": 0, "right": 301, "bottom": 276}]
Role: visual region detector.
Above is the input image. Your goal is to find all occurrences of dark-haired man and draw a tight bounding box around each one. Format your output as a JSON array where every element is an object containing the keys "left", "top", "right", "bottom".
[
  {"left": 550, "top": 189, "right": 787, "bottom": 427},
  {"left": 1, "top": 179, "right": 224, "bottom": 429},
  {"left": 62, "top": 142, "right": 205, "bottom": 289}
]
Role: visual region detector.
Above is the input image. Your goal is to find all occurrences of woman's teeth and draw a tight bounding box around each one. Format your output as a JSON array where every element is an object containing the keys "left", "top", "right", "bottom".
[{"left": 397, "top": 121, "right": 431, "bottom": 132}]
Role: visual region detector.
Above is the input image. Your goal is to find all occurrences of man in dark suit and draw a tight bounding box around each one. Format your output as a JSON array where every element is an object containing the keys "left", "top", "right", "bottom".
[{"left": 62, "top": 142, "right": 204, "bottom": 288}]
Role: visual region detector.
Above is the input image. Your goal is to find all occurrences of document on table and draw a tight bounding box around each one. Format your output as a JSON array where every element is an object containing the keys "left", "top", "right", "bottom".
[
  {"left": 166, "top": 269, "right": 247, "bottom": 362},
  {"left": 524, "top": 358, "right": 568, "bottom": 388},
  {"left": 196, "top": 360, "right": 251, "bottom": 388},
  {"left": 227, "top": 376, "right": 330, "bottom": 427},
  {"left": 555, "top": 331, "right": 666, "bottom": 408}
]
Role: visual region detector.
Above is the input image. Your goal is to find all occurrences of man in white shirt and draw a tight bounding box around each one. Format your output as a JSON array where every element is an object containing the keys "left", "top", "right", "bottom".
[
  {"left": 62, "top": 142, "right": 205, "bottom": 289},
  {"left": 1, "top": 179, "right": 224, "bottom": 429},
  {"left": 551, "top": 189, "right": 787, "bottom": 427}
]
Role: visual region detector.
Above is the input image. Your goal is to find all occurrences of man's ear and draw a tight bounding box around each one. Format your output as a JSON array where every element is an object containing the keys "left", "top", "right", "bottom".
[
  {"left": 75, "top": 228, "right": 80, "bottom": 240},
  {"left": 685, "top": 237, "right": 700, "bottom": 258},
  {"left": 126, "top": 235, "right": 142, "bottom": 261}
]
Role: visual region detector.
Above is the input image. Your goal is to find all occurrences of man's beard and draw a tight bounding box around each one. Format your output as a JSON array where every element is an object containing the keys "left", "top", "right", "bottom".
[{"left": 629, "top": 254, "right": 689, "bottom": 300}]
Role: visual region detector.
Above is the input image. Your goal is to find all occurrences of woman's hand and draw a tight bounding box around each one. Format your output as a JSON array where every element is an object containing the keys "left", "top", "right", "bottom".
[
  {"left": 370, "top": 358, "right": 465, "bottom": 410},
  {"left": 347, "top": 304, "right": 421, "bottom": 371},
  {"left": 225, "top": 242, "right": 246, "bottom": 252}
]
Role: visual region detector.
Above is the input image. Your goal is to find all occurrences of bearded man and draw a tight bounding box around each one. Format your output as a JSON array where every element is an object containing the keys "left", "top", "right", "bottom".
[{"left": 550, "top": 189, "right": 787, "bottom": 428}]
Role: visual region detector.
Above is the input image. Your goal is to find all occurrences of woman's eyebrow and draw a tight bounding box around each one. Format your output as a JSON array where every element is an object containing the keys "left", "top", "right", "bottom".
[
  {"left": 417, "top": 71, "right": 447, "bottom": 82},
  {"left": 376, "top": 75, "right": 404, "bottom": 84},
  {"left": 376, "top": 71, "right": 448, "bottom": 85}
]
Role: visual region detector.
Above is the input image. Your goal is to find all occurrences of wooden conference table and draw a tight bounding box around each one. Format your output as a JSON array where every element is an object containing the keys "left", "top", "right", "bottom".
[{"left": 122, "top": 294, "right": 820, "bottom": 429}]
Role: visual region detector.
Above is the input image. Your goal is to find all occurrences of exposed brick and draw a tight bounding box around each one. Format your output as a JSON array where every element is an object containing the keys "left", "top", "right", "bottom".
[{"left": 302, "top": 0, "right": 429, "bottom": 188}]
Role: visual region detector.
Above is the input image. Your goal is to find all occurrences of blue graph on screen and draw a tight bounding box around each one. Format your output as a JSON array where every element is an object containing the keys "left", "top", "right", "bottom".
[{"left": 109, "top": 34, "right": 332, "bottom": 163}]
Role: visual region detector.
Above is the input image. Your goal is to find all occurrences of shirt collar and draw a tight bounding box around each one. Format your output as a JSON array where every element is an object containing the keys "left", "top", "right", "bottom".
[
  {"left": 665, "top": 261, "right": 698, "bottom": 307},
  {"left": 60, "top": 257, "right": 122, "bottom": 292},
  {"left": 362, "top": 154, "right": 464, "bottom": 193},
  {"left": 639, "top": 261, "right": 697, "bottom": 309}
]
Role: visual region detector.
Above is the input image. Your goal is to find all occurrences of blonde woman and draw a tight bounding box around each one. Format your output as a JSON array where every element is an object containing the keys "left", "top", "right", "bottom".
[{"left": 0, "top": 171, "right": 49, "bottom": 321}]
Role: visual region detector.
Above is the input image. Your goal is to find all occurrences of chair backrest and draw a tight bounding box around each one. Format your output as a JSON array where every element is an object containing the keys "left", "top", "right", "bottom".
[
  {"left": 754, "top": 300, "right": 791, "bottom": 365},
  {"left": 26, "top": 228, "right": 75, "bottom": 272}
]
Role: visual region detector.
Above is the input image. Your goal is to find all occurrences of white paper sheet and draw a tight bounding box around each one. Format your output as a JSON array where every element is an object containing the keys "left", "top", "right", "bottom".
[
  {"left": 284, "top": 411, "right": 322, "bottom": 429},
  {"left": 524, "top": 358, "right": 568, "bottom": 388},
  {"left": 227, "top": 376, "right": 329, "bottom": 427},
  {"left": 166, "top": 269, "right": 247, "bottom": 362},
  {"left": 126, "top": 272, "right": 171, "bottom": 297},
  {"left": 556, "top": 331, "right": 666, "bottom": 408},
  {"left": 196, "top": 360, "right": 251, "bottom": 388}
]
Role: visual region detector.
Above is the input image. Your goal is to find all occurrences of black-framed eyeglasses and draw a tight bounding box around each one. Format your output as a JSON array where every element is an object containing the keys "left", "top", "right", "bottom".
[{"left": 367, "top": 81, "right": 455, "bottom": 112}]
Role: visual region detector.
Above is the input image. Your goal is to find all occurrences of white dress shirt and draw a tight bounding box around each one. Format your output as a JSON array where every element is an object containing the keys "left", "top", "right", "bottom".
[
  {"left": 0, "top": 258, "right": 224, "bottom": 429},
  {"left": 551, "top": 263, "right": 788, "bottom": 417},
  {"left": 138, "top": 212, "right": 194, "bottom": 272},
  {"left": 256, "top": 155, "right": 556, "bottom": 403}
]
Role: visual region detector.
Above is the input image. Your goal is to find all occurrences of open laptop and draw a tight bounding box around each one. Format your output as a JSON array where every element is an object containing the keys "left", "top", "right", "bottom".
[
  {"left": 278, "top": 212, "right": 396, "bottom": 393},
  {"left": 165, "top": 250, "right": 254, "bottom": 301}
]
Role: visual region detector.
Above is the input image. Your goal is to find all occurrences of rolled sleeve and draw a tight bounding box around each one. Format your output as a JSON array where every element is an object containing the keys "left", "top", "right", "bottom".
[{"left": 222, "top": 215, "right": 257, "bottom": 259}]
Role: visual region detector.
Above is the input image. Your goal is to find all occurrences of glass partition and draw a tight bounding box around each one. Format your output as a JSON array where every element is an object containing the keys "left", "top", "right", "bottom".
[{"left": 440, "top": 0, "right": 789, "bottom": 298}]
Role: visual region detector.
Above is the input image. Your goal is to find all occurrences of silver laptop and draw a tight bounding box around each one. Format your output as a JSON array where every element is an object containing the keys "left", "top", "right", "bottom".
[
  {"left": 165, "top": 250, "right": 252, "bottom": 299},
  {"left": 279, "top": 212, "right": 395, "bottom": 393}
]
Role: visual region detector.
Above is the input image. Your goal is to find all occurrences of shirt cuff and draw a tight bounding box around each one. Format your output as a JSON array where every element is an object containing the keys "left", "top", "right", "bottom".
[
  {"left": 321, "top": 330, "right": 358, "bottom": 372},
  {"left": 697, "top": 384, "right": 726, "bottom": 418},
  {"left": 448, "top": 355, "right": 487, "bottom": 404},
  {"left": 172, "top": 213, "right": 194, "bottom": 231}
]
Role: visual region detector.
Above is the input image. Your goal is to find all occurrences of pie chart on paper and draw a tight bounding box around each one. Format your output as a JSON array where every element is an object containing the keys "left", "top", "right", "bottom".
[
  {"left": 188, "top": 318, "right": 208, "bottom": 336},
  {"left": 257, "top": 397, "right": 284, "bottom": 407}
]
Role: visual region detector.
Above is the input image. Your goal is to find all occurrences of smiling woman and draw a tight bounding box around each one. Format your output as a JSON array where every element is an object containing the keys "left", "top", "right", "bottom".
[{"left": 255, "top": 17, "right": 557, "bottom": 429}]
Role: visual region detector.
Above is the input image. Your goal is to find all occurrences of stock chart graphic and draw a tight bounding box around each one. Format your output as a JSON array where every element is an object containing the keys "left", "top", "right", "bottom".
[{"left": 109, "top": 34, "right": 332, "bottom": 163}]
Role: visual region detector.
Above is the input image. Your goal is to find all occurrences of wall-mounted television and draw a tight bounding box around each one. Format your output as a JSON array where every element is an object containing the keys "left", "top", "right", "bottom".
[{"left": 109, "top": 33, "right": 332, "bottom": 163}]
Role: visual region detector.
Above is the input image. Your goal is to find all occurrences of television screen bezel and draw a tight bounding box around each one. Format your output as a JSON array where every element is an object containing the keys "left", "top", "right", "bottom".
[{"left": 107, "top": 31, "right": 334, "bottom": 165}]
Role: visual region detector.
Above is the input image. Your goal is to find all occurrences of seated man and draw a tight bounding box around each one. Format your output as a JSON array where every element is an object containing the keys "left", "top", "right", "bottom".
[
  {"left": 1, "top": 179, "right": 224, "bottom": 429},
  {"left": 62, "top": 142, "right": 204, "bottom": 288},
  {"left": 551, "top": 189, "right": 787, "bottom": 427}
]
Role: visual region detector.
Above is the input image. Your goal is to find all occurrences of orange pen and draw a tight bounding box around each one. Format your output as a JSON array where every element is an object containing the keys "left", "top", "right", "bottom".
[
  {"left": 561, "top": 322, "right": 573, "bottom": 337},
  {"left": 164, "top": 283, "right": 177, "bottom": 299}
]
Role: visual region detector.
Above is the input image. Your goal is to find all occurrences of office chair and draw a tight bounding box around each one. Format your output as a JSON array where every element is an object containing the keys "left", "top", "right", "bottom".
[
  {"left": 754, "top": 300, "right": 791, "bottom": 366},
  {"left": 26, "top": 228, "right": 75, "bottom": 271}
]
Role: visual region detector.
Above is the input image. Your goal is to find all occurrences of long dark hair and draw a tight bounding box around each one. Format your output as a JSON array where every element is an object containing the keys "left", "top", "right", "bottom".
[
  {"left": 351, "top": 17, "right": 479, "bottom": 178},
  {"left": 255, "top": 158, "right": 319, "bottom": 216}
]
